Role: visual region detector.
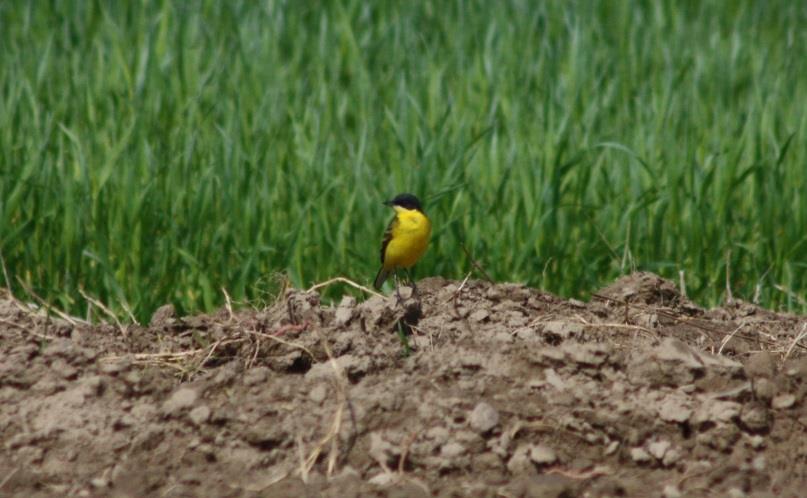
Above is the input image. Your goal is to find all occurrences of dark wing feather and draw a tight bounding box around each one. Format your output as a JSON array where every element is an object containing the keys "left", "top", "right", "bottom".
[{"left": 379, "top": 215, "right": 397, "bottom": 264}]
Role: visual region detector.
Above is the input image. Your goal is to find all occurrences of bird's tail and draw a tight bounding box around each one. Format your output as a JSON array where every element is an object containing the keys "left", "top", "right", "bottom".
[{"left": 373, "top": 267, "right": 390, "bottom": 290}]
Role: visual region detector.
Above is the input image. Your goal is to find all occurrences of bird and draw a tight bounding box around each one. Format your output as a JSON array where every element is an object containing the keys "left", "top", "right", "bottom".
[{"left": 373, "top": 193, "right": 432, "bottom": 299}]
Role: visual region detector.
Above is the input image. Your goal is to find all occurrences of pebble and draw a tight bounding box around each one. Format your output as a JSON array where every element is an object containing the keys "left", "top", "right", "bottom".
[
  {"left": 100, "top": 360, "right": 130, "bottom": 375},
  {"left": 658, "top": 396, "right": 692, "bottom": 423},
  {"left": 513, "top": 327, "right": 536, "bottom": 340},
  {"left": 469, "top": 402, "right": 500, "bottom": 433},
  {"left": 368, "top": 433, "right": 398, "bottom": 467},
  {"left": 469, "top": 309, "right": 490, "bottom": 323},
  {"left": 772, "top": 393, "right": 795, "bottom": 409},
  {"left": 648, "top": 440, "right": 671, "bottom": 460},
  {"left": 744, "top": 352, "right": 776, "bottom": 378},
  {"left": 333, "top": 306, "right": 354, "bottom": 325},
  {"left": 662, "top": 484, "right": 682, "bottom": 498},
  {"left": 309, "top": 384, "right": 328, "bottom": 404},
  {"left": 162, "top": 387, "right": 199, "bottom": 415},
  {"left": 493, "top": 331, "right": 514, "bottom": 342},
  {"left": 748, "top": 435, "right": 765, "bottom": 449},
  {"left": 753, "top": 378, "right": 777, "bottom": 401},
  {"left": 90, "top": 478, "right": 109, "bottom": 488},
  {"left": 367, "top": 472, "right": 397, "bottom": 486},
  {"left": 440, "top": 442, "right": 466, "bottom": 459},
  {"left": 529, "top": 445, "right": 557, "bottom": 465},
  {"left": 149, "top": 304, "right": 176, "bottom": 326},
  {"left": 114, "top": 415, "right": 135, "bottom": 430},
  {"left": 507, "top": 445, "right": 535, "bottom": 475},
  {"left": 334, "top": 296, "right": 356, "bottom": 325},
  {"left": 123, "top": 371, "right": 142, "bottom": 386},
  {"left": 662, "top": 448, "right": 681, "bottom": 466},
  {"left": 243, "top": 367, "right": 270, "bottom": 386},
  {"left": 630, "top": 447, "right": 651, "bottom": 463},
  {"left": 189, "top": 405, "right": 211, "bottom": 425},
  {"left": 739, "top": 402, "right": 770, "bottom": 432}
]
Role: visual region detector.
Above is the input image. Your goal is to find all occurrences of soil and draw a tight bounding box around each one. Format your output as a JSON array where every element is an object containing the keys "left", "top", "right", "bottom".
[{"left": 2, "top": 272, "right": 807, "bottom": 497}]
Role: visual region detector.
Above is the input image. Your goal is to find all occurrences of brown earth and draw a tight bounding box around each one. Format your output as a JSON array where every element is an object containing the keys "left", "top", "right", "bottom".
[{"left": 2, "top": 272, "right": 807, "bottom": 497}]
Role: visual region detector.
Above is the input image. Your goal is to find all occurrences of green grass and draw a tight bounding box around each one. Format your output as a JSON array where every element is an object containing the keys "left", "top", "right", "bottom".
[{"left": 2, "top": 0, "right": 806, "bottom": 322}]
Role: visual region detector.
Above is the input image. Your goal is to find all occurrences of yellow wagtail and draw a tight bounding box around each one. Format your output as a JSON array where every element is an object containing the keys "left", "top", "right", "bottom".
[{"left": 373, "top": 193, "right": 432, "bottom": 297}]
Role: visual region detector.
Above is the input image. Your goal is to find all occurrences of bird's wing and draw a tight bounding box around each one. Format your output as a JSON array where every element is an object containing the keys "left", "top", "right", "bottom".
[{"left": 380, "top": 215, "right": 397, "bottom": 264}]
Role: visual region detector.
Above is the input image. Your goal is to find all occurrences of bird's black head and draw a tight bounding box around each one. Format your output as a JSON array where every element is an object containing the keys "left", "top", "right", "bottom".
[{"left": 384, "top": 193, "right": 423, "bottom": 211}]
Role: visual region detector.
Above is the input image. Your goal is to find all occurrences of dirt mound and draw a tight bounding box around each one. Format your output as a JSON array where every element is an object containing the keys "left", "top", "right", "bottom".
[{"left": 2, "top": 273, "right": 807, "bottom": 497}]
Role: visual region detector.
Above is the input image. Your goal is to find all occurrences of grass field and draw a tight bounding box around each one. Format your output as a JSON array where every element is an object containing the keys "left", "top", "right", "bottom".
[{"left": 2, "top": 0, "right": 806, "bottom": 322}]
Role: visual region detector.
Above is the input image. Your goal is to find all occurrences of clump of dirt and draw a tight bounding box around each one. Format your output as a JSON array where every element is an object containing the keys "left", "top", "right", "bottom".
[{"left": 2, "top": 273, "right": 807, "bottom": 497}]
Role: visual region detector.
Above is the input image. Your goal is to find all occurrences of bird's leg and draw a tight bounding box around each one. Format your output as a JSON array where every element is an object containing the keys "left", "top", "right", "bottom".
[
  {"left": 394, "top": 270, "right": 402, "bottom": 304},
  {"left": 405, "top": 268, "right": 419, "bottom": 298}
]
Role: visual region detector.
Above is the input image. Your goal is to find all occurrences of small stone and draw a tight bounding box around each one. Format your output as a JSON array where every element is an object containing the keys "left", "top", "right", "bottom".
[
  {"left": 506, "top": 445, "right": 535, "bottom": 475},
  {"left": 90, "top": 478, "right": 109, "bottom": 488},
  {"left": 493, "top": 331, "right": 514, "bottom": 343},
  {"left": 542, "top": 321, "right": 584, "bottom": 341},
  {"left": 745, "top": 352, "right": 776, "bottom": 378},
  {"left": 604, "top": 441, "right": 619, "bottom": 456},
  {"left": 162, "top": 387, "right": 199, "bottom": 415},
  {"left": 469, "top": 402, "right": 500, "bottom": 433},
  {"left": 338, "top": 295, "right": 357, "bottom": 308},
  {"left": 426, "top": 426, "right": 450, "bottom": 443},
  {"left": 309, "top": 384, "right": 328, "bottom": 404},
  {"left": 772, "top": 393, "right": 795, "bottom": 409},
  {"left": 693, "top": 400, "right": 740, "bottom": 424},
  {"left": 727, "top": 488, "right": 746, "bottom": 498},
  {"left": 334, "top": 296, "right": 356, "bottom": 325},
  {"left": 188, "top": 405, "right": 211, "bottom": 425},
  {"left": 100, "top": 360, "right": 130, "bottom": 375},
  {"left": 469, "top": 309, "right": 490, "bottom": 323},
  {"left": 475, "top": 452, "right": 504, "bottom": 472},
  {"left": 53, "top": 359, "right": 78, "bottom": 380},
  {"left": 658, "top": 396, "right": 692, "bottom": 423},
  {"left": 630, "top": 447, "right": 651, "bottom": 463},
  {"left": 333, "top": 307, "right": 354, "bottom": 325},
  {"left": 113, "top": 415, "right": 135, "bottom": 430},
  {"left": 368, "top": 433, "right": 398, "bottom": 467},
  {"left": 739, "top": 402, "right": 769, "bottom": 432},
  {"left": 562, "top": 342, "right": 608, "bottom": 366},
  {"left": 662, "top": 484, "right": 682, "bottom": 498},
  {"left": 753, "top": 378, "right": 777, "bottom": 401},
  {"left": 367, "top": 472, "right": 397, "bottom": 486},
  {"left": 752, "top": 455, "right": 766, "bottom": 471},
  {"left": 306, "top": 354, "right": 370, "bottom": 381},
  {"left": 748, "top": 435, "right": 765, "bottom": 449},
  {"left": 149, "top": 304, "right": 176, "bottom": 327},
  {"left": 655, "top": 338, "right": 703, "bottom": 369},
  {"left": 43, "top": 339, "right": 73, "bottom": 358},
  {"left": 243, "top": 367, "right": 270, "bottom": 386},
  {"left": 785, "top": 358, "right": 807, "bottom": 377},
  {"left": 662, "top": 448, "right": 681, "bottom": 466},
  {"left": 123, "top": 371, "right": 141, "bottom": 385},
  {"left": 513, "top": 327, "right": 535, "bottom": 340},
  {"left": 529, "top": 445, "right": 557, "bottom": 465},
  {"left": 543, "top": 368, "right": 566, "bottom": 391},
  {"left": 80, "top": 375, "right": 104, "bottom": 395},
  {"left": 648, "top": 440, "right": 671, "bottom": 460},
  {"left": 210, "top": 362, "right": 236, "bottom": 385},
  {"left": 441, "top": 442, "right": 466, "bottom": 459}
]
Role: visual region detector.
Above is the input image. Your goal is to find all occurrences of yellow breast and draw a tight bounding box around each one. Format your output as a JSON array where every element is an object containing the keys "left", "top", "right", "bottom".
[{"left": 383, "top": 208, "right": 432, "bottom": 270}]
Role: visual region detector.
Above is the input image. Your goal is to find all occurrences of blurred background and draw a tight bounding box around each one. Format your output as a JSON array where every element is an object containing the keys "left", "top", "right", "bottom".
[{"left": 1, "top": 0, "right": 805, "bottom": 322}]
